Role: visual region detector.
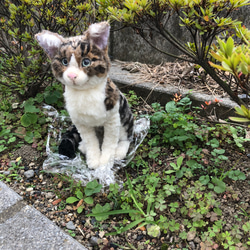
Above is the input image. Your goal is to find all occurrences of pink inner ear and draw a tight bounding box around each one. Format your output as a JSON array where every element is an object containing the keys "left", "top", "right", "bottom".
[
  {"left": 35, "top": 31, "right": 63, "bottom": 58},
  {"left": 88, "top": 22, "right": 110, "bottom": 50}
]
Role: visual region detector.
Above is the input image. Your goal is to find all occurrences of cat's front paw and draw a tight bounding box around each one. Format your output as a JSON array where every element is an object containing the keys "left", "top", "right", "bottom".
[
  {"left": 87, "top": 158, "right": 100, "bottom": 170},
  {"left": 115, "top": 141, "right": 130, "bottom": 160},
  {"left": 99, "top": 153, "right": 114, "bottom": 167},
  {"left": 78, "top": 141, "right": 86, "bottom": 154}
]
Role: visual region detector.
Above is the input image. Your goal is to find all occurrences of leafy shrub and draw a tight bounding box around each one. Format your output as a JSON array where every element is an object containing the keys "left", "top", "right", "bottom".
[
  {"left": 0, "top": 0, "right": 97, "bottom": 100},
  {"left": 97, "top": 0, "right": 250, "bottom": 106}
]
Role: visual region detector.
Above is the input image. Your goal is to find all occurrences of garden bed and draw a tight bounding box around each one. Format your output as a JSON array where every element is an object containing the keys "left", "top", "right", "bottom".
[{"left": 1, "top": 61, "right": 250, "bottom": 250}]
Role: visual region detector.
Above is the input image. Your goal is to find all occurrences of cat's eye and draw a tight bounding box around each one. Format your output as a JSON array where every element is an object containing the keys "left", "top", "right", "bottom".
[
  {"left": 82, "top": 58, "right": 91, "bottom": 67},
  {"left": 62, "top": 58, "right": 68, "bottom": 66}
]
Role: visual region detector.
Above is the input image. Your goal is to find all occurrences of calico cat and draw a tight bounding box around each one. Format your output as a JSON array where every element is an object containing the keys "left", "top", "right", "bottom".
[{"left": 35, "top": 22, "right": 134, "bottom": 169}]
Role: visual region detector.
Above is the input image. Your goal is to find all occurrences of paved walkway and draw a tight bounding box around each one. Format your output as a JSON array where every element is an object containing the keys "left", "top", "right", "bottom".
[{"left": 0, "top": 181, "right": 87, "bottom": 250}]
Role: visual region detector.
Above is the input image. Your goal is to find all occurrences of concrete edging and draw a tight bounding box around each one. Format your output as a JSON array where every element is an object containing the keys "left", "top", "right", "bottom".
[
  {"left": 0, "top": 181, "right": 87, "bottom": 250},
  {"left": 109, "top": 62, "right": 239, "bottom": 119}
]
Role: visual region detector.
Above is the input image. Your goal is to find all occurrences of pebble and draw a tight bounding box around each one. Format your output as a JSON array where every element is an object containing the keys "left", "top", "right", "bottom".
[
  {"left": 137, "top": 234, "right": 144, "bottom": 241},
  {"left": 89, "top": 236, "right": 99, "bottom": 246},
  {"left": 3, "top": 171, "right": 10, "bottom": 175},
  {"left": 194, "top": 236, "right": 201, "bottom": 243},
  {"left": 99, "top": 231, "right": 105, "bottom": 238},
  {"left": 86, "top": 233, "right": 91, "bottom": 239},
  {"left": 26, "top": 187, "right": 34, "bottom": 192},
  {"left": 45, "top": 192, "right": 54, "bottom": 199},
  {"left": 90, "top": 218, "right": 96, "bottom": 225},
  {"left": 66, "top": 221, "right": 76, "bottom": 230},
  {"left": 189, "top": 241, "right": 195, "bottom": 249},
  {"left": 24, "top": 170, "right": 35, "bottom": 179},
  {"left": 66, "top": 205, "right": 73, "bottom": 210}
]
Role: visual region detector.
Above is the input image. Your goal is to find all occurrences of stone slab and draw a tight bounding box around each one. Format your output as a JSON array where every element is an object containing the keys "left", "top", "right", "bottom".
[
  {"left": 0, "top": 204, "right": 87, "bottom": 250},
  {"left": 0, "top": 181, "right": 22, "bottom": 213}
]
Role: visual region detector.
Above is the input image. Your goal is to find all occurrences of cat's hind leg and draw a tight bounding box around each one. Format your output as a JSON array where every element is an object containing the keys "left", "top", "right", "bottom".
[
  {"left": 115, "top": 126, "right": 131, "bottom": 160},
  {"left": 115, "top": 140, "right": 130, "bottom": 160}
]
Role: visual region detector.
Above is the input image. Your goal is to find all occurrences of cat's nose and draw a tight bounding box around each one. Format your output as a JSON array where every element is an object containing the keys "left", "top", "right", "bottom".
[{"left": 67, "top": 72, "right": 77, "bottom": 80}]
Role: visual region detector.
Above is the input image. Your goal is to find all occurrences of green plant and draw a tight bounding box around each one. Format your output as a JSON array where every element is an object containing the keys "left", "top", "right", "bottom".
[
  {"left": 87, "top": 172, "right": 161, "bottom": 236},
  {"left": 98, "top": 0, "right": 250, "bottom": 106},
  {"left": 0, "top": 157, "right": 24, "bottom": 182},
  {"left": 66, "top": 229, "right": 76, "bottom": 237},
  {"left": 66, "top": 179, "right": 102, "bottom": 213},
  {"left": 0, "top": 124, "right": 17, "bottom": 153},
  {"left": 210, "top": 35, "right": 250, "bottom": 97},
  {"left": 150, "top": 96, "right": 201, "bottom": 152},
  {"left": 229, "top": 105, "right": 250, "bottom": 127},
  {"left": 0, "top": 0, "right": 98, "bottom": 100}
]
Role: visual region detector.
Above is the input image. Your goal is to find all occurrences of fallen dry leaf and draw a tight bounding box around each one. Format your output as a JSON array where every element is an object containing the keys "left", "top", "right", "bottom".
[{"left": 52, "top": 198, "right": 62, "bottom": 206}]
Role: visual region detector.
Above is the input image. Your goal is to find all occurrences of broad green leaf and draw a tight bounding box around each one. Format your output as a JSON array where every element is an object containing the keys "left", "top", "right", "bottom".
[
  {"left": 235, "top": 106, "right": 246, "bottom": 116},
  {"left": 212, "top": 178, "right": 226, "bottom": 194},
  {"left": 177, "top": 156, "right": 183, "bottom": 167},
  {"left": 21, "top": 113, "right": 38, "bottom": 127},
  {"left": 84, "top": 197, "right": 94, "bottom": 204},
  {"left": 77, "top": 206, "right": 84, "bottom": 214},
  {"left": 229, "top": 117, "right": 250, "bottom": 122},
  {"left": 24, "top": 131, "right": 34, "bottom": 144},
  {"left": 90, "top": 203, "right": 111, "bottom": 221},
  {"left": 210, "top": 51, "right": 224, "bottom": 62},
  {"left": 76, "top": 190, "right": 84, "bottom": 200},
  {"left": 222, "top": 60, "right": 233, "bottom": 72},
  {"left": 225, "top": 37, "right": 234, "bottom": 57},
  {"left": 24, "top": 101, "right": 40, "bottom": 113},
  {"left": 85, "top": 179, "right": 102, "bottom": 196},
  {"left": 176, "top": 169, "right": 184, "bottom": 178},
  {"left": 228, "top": 170, "right": 246, "bottom": 181},
  {"left": 66, "top": 197, "right": 79, "bottom": 204},
  {"left": 209, "top": 61, "right": 228, "bottom": 71}
]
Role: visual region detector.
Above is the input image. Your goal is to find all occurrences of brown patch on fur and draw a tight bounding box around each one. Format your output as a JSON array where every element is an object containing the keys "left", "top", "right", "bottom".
[
  {"left": 104, "top": 78, "right": 119, "bottom": 110},
  {"left": 51, "top": 34, "right": 111, "bottom": 80}
]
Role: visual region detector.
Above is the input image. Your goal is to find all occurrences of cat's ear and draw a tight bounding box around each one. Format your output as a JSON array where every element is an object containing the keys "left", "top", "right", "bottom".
[
  {"left": 87, "top": 22, "right": 110, "bottom": 50},
  {"left": 35, "top": 30, "right": 64, "bottom": 58}
]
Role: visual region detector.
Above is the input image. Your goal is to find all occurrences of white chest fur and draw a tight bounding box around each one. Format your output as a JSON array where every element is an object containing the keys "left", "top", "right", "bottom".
[{"left": 64, "top": 84, "right": 108, "bottom": 127}]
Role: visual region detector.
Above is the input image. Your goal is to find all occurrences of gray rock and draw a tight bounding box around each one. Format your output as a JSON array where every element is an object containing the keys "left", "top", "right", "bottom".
[
  {"left": 89, "top": 236, "right": 99, "bottom": 246},
  {"left": 189, "top": 241, "right": 196, "bottom": 249},
  {"left": 66, "top": 221, "right": 76, "bottom": 230},
  {"left": 24, "top": 169, "right": 35, "bottom": 179}
]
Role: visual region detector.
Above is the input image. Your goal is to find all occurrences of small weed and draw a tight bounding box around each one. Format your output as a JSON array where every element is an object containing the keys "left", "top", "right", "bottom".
[
  {"left": 66, "top": 179, "right": 102, "bottom": 214},
  {"left": 66, "top": 230, "right": 76, "bottom": 237},
  {"left": 0, "top": 157, "right": 24, "bottom": 182}
]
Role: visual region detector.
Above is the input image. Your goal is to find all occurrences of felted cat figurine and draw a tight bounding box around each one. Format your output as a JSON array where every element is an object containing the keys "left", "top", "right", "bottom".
[{"left": 35, "top": 22, "right": 134, "bottom": 169}]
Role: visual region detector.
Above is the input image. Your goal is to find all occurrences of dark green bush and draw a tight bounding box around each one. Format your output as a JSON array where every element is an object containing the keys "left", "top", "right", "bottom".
[{"left": 0, "top": 0, "right": 98, "bottom": 100}]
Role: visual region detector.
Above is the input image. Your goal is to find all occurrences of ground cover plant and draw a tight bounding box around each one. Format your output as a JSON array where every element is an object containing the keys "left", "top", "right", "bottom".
[{"left": 0, "top": 88, "right": 249, "bottom": 249}]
